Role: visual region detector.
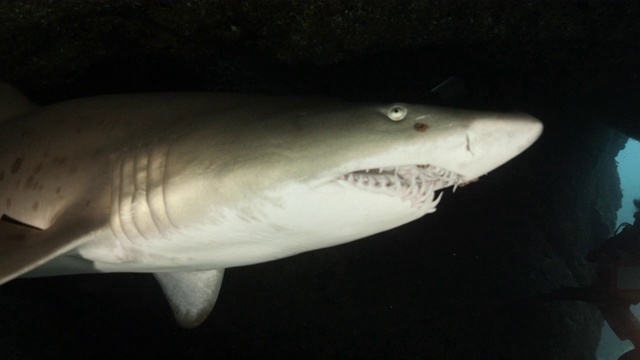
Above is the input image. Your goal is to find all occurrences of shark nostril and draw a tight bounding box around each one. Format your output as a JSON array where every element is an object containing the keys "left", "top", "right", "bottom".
[{"left": 414, "top": 123, "right": 428, "bottom": 132}]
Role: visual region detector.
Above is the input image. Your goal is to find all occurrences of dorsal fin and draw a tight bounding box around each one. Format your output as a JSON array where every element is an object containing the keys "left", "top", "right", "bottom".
[
  {"left": 154, "top": 269, "right": 225, "bottom": 328},
  {"left": 430, "top": 77, "right": 467, "bottom": 106},
  {"left": 0, "top": 83, "right": 38, "bottom": 123}
]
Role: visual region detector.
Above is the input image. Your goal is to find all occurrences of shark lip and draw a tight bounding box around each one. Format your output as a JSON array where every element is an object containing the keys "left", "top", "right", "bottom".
[{"left": 339, "top": 164, "right": 465, "bottom": 212}]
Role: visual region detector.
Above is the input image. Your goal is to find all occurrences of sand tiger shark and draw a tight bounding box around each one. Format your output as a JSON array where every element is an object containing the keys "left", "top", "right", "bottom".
[{"left": 0, "top": 83, "right": 542, "bottom": 327}]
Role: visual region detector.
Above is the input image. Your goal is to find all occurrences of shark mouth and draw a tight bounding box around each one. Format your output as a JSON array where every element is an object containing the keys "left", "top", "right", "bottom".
[{"left": 340, "top": 165, "right": 464, "bottom": 212}]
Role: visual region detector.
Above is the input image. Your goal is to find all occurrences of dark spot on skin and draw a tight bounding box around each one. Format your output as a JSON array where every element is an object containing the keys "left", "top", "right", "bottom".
[
  {"left": 20, "top": 128, "right": 31, "bottom": 139},
  {"left": 0, "top": 170, "right": 4, "bottom": 181},
  {"left": 43, "top": 152, "right": 49, "bottom": 158},
  {"left": 56, "top": 186, "right": 62, "bottom": 195},
  {"left": 33, "top": 162, "right": 43, "bottom": 175},
  {"left": 32, "top": 201, "right": 39, "bottom": 211},
  {"left": 85, "top": 200, "right": 91, "bottom": 208},
  {"left": 26, "top": 175, "right": 35, "bottom": 189},
  {"left": 11, "top": 157, "right": 23, "bottom": 174},
  {"left": 68, "top": 166, "right": 78, "bottom": 175},
  {"left": 38, "top": 184, "right": 44, "bottom": 192},
  {"left": 52, "top": 156, "right": 66, "bottom": 165},
  {"left": 414, "top": 123, "right": 429, "bottom": 132},
  {"left": 6, "top": 198, "right": 11, "bottom": 209}
]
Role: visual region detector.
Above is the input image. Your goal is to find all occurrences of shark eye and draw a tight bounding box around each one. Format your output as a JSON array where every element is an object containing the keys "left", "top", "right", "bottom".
[{"left": 387, "top": 106, "right": 407, "bottom": 121}]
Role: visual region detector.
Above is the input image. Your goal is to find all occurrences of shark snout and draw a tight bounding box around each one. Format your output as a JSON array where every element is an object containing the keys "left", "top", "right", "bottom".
[{"left": 457, "top": 113, "right": 543, "bottom": 180}]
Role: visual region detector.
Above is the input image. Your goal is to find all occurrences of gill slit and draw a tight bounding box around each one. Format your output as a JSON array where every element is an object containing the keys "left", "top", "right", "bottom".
[
  {"left": 118, "top": 151, "right": 137, "bottom": 242},
  {"left": 110, "top": 142, "right": 177, "bottom": 244},
  {"left": 146, "top": 142, "right": 177, "bottom": 234},
  {"left": 110, "top": 155, "right": 125, "bottom": 239}
]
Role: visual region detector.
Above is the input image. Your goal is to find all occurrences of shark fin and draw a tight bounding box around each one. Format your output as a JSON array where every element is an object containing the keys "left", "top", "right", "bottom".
[
  {"left": 430, "top": 77, "right": 467, "bottom": 106},
  {"left": 0, "top": 83, "right": 37, "bottom": 123},
  {"left": 154, "top": 269, "right": 225, "bottom": 328},
  {"left": 0, "top": 214, "right": 99, "bottom": 285}
]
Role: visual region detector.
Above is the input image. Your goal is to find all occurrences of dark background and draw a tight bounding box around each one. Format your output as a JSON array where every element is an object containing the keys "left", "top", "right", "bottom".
[{"left": 1, "top": 2, "right": 638, "bottom": 359}]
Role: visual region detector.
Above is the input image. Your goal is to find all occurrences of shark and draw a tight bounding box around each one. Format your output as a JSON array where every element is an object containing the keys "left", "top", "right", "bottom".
[{"left": 0, "top": 83, "right": 542, "bottom": 327}]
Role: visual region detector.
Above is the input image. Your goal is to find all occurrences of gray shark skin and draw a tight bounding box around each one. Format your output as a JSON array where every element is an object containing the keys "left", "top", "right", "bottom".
[{"left": 0, "top": 83, "right": 542, "bottom": 327}]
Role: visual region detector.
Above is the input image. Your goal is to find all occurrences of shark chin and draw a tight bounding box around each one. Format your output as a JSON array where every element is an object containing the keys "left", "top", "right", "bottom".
[{"left": 0, "top": 83, "right": 543, "bottom": 328}]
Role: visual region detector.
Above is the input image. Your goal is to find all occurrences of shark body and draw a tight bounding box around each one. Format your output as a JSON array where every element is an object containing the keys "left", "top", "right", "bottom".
[{"left": 0, "top": 83, "right": 542, "bottom": 327}]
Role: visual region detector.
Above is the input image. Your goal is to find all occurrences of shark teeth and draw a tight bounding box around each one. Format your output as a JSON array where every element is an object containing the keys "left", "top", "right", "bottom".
[{"left": 340, "top": 165, "right": 463, "bottom": 211}]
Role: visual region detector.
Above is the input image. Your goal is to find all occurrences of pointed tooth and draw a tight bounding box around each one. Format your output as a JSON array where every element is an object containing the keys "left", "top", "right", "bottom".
[
  {"left": 410, "top": 181, "right": 419, "bottom": 197},
  {"left": 422, "top": 181, "right": 431, "bottom": 197},
  {"left": 389, "top": 176, "right": 396, "bottom": 191},
  {"left": 400, "top": 183, "right": 408, "bottom": 196},
  {"left": 419, "top": 184, "right": 433, "bottom": 204},
  {"left": 383, "top": 175, "right": 390, "bottom": 185},
  {"left": 432, "top": 191, "right": 444, "bottom": 207},
  {"left": 400, "top": 180, "right": 409, "bottom": 195},
  {"left": 402, "top": 182, "right": 412, "bottom": 197},
  {"left": 416, "top": 177, "right": 426, "bottom": 197}
]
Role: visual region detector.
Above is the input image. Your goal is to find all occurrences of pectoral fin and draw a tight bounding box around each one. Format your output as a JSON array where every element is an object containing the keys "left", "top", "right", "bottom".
[
  {"left": 154, "top": 269, "right": 225, "bottom": 328},
  {"left": 0, "top": 215, "right": 98, "bottom": 285}
]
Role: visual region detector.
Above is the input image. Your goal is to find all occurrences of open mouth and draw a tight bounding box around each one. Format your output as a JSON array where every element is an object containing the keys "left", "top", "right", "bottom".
[{"left": 339, "top": 165, "right": 465, "bottom": 212}]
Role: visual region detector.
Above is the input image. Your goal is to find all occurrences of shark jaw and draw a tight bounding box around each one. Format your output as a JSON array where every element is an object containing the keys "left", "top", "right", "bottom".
[{"left": 339, "top": 164, "right": 463, "bottom": 211}]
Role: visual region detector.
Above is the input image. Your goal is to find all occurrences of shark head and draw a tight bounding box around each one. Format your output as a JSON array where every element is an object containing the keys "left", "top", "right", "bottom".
[{"left": 145, "top": 98, "right": 544, "bottom": 267}]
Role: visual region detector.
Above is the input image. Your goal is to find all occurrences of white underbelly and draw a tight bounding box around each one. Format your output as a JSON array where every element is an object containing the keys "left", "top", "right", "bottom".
[{"left": 72, "top": 181, "right": 427, "bottom": 274}]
